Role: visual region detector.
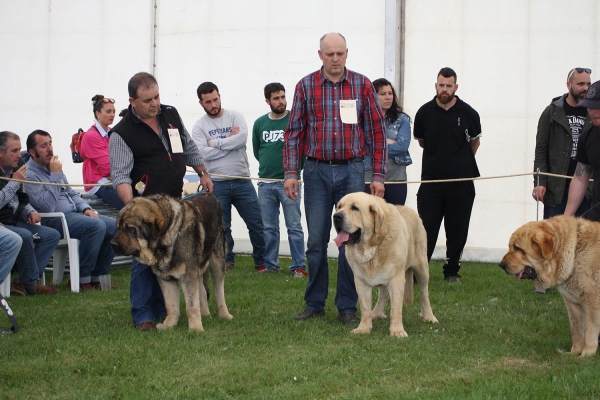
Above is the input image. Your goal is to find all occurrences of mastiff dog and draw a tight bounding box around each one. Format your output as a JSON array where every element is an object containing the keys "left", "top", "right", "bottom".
[
  {"left": 333, "top": 192, "right": 438, "bottom": 337},
  {"left": 111, "top": 192, "right": 233, "bottom": 332},
  {"left": 500, "top": 215, "right": 600, "bottom": 357}
]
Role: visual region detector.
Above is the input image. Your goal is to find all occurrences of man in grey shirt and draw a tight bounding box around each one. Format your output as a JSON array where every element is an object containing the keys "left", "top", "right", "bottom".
[
  {"left": 109, "top": 72, "right": 213, "bottom": 332},
  {"left": 192, "top": 81, "right": 265, "bottom": 272}
]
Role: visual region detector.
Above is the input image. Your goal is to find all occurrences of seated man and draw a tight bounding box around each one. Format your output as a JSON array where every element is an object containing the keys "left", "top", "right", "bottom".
[
  {"left": 23, "top": 130, "right": 117, "bottom": 291},
  {"left": 0, "top": 226, "right": 22, "bottom": 288},
  {"left": 0, "top": 131, "right": 60, "bottom": 295},
  {"left": 0, "top": 225, "right": 22, "bottom": 333}
]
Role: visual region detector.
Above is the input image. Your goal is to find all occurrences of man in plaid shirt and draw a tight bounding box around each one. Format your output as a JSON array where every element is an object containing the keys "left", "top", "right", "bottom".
[{"left": 283, "top": 32, "right": 387, "bottom": 324}]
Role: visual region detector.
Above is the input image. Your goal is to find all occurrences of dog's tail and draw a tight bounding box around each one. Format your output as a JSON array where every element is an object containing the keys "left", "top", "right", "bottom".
[{"left": 404, "top": 270, "right": 414, "bottom": 307}]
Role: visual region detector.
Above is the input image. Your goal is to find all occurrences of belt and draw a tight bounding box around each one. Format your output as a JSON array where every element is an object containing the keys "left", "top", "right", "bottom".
[{"left": 306, "top": 156, "right": 364, "bottom": 166}]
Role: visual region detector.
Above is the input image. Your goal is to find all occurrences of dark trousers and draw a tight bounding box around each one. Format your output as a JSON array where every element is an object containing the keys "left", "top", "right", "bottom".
[{"left": 417, "top": 181, "right": 475, "bottom": 278}]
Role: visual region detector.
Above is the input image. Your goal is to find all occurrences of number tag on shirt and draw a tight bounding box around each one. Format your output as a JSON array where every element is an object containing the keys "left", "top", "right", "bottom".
[
  {"left": 340, "top": 100, "right": 358, "bottom": 124},
  {"left": 168, "top": 129, "right": 183, "bottom": 153}
]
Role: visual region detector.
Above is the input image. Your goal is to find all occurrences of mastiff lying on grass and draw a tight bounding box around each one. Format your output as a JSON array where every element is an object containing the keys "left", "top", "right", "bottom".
[
  {"left": 333, "top": 192, "right": 438, "bottom": 337},
  {"left": 500, "top": 216, "right": 600, "bottom": 357},
  {"left": 111, "top": 192, "right": 233, "bottom": 332}
]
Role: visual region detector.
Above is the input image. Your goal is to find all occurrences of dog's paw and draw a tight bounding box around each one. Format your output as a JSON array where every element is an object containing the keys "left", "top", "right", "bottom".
[
  {"left": 579, "top": 347, "right": 597, "bottom": 357},
  {"left": 390, "top": 329, "right": 408, "bottom": 338},
  {"left": 372, "top": 313, "right": 387, "bottom": 320},
  {"left": 219, "top": 312, "right": 233, "bottom": 320},
  {"left": 156, "top": 323, "right": 171, "bottom": 330},
  {"left": 351, "top": 327, "right": 371, "bottom": 334},
  {"left": 188, "top": 325, "right": 205, "bottom": 332},
  {"left": 419, "top": 312, "right": 439, "bottom": 323}
]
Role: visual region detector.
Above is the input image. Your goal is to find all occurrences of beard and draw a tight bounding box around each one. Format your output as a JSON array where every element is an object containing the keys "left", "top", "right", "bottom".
[
  {"left": 269, "top": 103, "right": 287, "bottom": 115},
  {"left": 203, "top": 104, "right": 221, "bottom": 116},
  {"left": 436, "top": 91, "right": 455, "bottom": 105},
  {"left": 570, "top": 87, "right": 587, "bottom": 104}
]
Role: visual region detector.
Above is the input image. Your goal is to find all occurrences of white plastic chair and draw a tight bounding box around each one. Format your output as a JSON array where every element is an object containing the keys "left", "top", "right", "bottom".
[
  {"left": 38, "top": 213, "right": 81, "bottom": 293},
  {"left": 0, "top": 278, "right": 9, "bottom": 297}
]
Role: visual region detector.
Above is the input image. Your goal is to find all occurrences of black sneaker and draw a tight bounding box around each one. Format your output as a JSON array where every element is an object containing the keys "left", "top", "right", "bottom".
[
  {"left": 294, "top": 308, "right": 325, "bottom": 320},
  {"left": 338, "top": 313, "right": 360, "bottom": 324},
  {"left": 445, "top": 276, "right": 462, "bottom": 284}
]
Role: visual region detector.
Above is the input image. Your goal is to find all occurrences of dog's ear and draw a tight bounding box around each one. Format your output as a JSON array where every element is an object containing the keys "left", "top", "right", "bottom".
[
  {"left": 370, "top": 201, "right": 387, "bottom": 238},
  {"left": 152, "top": 196, "right": 174, "bottom": 236},
  {"left": 531, "top": 227, "right": 554, "bottom": 260}
]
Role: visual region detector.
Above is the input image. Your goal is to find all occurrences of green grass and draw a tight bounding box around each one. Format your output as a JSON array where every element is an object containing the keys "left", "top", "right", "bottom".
[{"left": 1, "top": 257, "right": 599, "bottom": 399}]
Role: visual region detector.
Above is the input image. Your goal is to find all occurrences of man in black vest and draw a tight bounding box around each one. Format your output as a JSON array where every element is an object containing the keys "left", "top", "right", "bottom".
[
  {"left": 0, "top": 131, "right": 60, "bottom": 296},
  {"left": 109, "top": 72, "right": 213, "bottom": 331}
]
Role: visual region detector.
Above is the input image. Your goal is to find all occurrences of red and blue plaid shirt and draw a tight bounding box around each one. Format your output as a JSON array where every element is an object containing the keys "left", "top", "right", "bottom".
[{"left": 284, "top": 68, "right": 387, "bottom": 182}]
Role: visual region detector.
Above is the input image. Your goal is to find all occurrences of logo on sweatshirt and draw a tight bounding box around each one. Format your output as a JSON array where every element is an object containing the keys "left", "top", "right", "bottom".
[{"left": 262, "top": 130, "right": 285, "bottom": 143}]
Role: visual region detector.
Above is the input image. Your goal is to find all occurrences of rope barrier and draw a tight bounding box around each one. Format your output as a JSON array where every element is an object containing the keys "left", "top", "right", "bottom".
[
  {"left": 0, "top": 170, "right": 589, "bottom": 187},
  {"left": 186, "top": 169, "right": 591, "bottom": 185}
]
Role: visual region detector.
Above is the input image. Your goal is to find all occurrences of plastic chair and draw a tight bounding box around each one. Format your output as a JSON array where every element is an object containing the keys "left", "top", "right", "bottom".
[
  {"left": 38, "top": 213, "right": 81, "bottom": 293},
  {"left": 0, "top": 278, "right": 9, "bottom": 297}
]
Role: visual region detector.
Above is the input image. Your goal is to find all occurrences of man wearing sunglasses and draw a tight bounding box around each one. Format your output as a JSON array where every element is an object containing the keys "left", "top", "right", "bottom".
[
  {"left": 565, "top": 79, "right": 600, "bottom": 221},
  {"left": 533, "top": 68, "right": 593, "bottom": 221}
]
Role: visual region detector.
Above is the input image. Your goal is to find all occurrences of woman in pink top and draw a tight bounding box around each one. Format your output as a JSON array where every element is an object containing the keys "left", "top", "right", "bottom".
[{"left": 80, "top": 95, "right": 124, "bottom": 210}]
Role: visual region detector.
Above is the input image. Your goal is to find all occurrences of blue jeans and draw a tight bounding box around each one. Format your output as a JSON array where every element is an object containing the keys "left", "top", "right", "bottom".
[
  {"left": 5, "top": 222, "right": 61, "bottom": 284},
  {"left": 130, "top": 258, "right": 166, "bottom": 326},
  {"left": 543, "top": 181, "right": 591, "bottom": 219},
  {"left": 0, "top": 227, "right": 22, "bottom": 284},
  {"left": 303, "top": 158, "right": 365, "bottom": 314},
  {"left": 258, "top": 181, "right": 306, "bottom": 272},
  {"left": 43, "top": 213, "right": 117, "bottom": 284},
  {"left": 212, "top": 179, "right": 265, "bottom": 266},
  {"left": 95, "top": 186, "right": 125, "bottom": 210}
]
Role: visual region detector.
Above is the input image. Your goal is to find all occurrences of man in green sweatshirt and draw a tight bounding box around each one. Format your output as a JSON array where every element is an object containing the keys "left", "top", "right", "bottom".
[{"left": 252, "top": 83, "right": 307, "bottom": 276}]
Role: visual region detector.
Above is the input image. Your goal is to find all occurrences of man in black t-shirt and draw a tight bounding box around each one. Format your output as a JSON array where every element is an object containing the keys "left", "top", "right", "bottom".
[
  {"left": 533, "top": 68, "right": 592, "bottom": 219},
  {"left": 413, "top": 67, "right": 481, "bottom": 283},
  {"left": 565, "top": 80, "right": 600, "bottom": 221}
]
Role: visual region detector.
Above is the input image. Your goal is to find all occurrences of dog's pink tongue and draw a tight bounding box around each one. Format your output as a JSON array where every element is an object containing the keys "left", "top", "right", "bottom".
[
  {"left": 515, "top": 270, "right": 524, "bottom": 281},
  {"left": 334, "top": 231, "right": 350, "bottom": 247}
]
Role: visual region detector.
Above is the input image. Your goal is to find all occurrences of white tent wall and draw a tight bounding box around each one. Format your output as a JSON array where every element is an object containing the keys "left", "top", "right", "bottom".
[
  {"left": 1, "top": 1, "right": 598, "bottom": 263},
  {"left": 402, "top": 0, "right": 599, "bottom": 262}
]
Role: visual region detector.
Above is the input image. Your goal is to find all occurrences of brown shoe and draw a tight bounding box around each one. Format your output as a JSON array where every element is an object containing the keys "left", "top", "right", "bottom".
[
  {"left": 10, "top": 282, "right": 28, "bottom": 297},
  {"left": 135, "top": 321, "right": 157, "bottom": 331},
  {"left": 225, "top": 263, "right": 234, "bottom": 271},
  {"left": 67, "top": 281, "right": 95, "bottom": 292},
  {"left": 36, "top": 284, "right": 59, "bottom": 295}
]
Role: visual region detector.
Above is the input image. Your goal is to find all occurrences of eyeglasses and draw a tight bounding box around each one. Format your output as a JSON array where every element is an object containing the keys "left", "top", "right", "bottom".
[{"left": 568, "top": 68, "right": 592, "bottom": 80}]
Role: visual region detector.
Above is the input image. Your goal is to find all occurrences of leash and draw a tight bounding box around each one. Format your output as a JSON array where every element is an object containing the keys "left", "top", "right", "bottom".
[
  {"left": 0, "top": 292, "right": 19, "bottom": 334},
  {"left": 181, "top": 185, "right": 208, "bottom": 202}
]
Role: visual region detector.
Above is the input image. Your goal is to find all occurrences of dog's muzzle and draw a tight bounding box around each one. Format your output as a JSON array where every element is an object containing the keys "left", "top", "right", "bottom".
[{"left": 110, "top": 239, "right": 138, "bottom": 257}]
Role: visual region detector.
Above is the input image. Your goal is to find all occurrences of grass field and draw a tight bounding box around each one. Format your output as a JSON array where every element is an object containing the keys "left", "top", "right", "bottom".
[{"left": 1, "top": 256, "right": 599, "bottom": 399}]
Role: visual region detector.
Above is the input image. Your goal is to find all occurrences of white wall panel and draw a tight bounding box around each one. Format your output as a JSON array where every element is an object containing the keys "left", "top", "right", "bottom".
[
  {"left": 3, "top": 1, "right": 598, "bottom": 262},
  {"left": 404, "top": 0, "right": 600, "bottom": 261}
]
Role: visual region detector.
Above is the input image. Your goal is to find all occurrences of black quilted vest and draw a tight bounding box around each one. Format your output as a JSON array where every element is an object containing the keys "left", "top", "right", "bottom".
[{"left": 111, "top": 104, "right": 186, "bottom": 198}]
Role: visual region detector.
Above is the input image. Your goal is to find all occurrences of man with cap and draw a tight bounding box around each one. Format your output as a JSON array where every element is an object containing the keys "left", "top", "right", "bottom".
[{"left": 565, "top": 79, "right": 600, "bottom": 220}]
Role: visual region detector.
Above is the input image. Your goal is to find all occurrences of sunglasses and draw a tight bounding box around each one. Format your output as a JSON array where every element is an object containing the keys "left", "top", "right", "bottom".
[
  {"left": 101, "top": 98, "right": 115, "bottom": 104},
  {"left": 568, "top": 68, "right": 592, "bottom": 80}
]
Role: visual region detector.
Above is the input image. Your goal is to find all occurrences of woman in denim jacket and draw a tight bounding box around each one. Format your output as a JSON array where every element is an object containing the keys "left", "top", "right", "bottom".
[{"left": 364, "top": 78, "right": 412, "bottom": 205}]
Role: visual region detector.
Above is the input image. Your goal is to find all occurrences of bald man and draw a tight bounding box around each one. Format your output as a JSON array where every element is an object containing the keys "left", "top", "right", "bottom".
[{"left": 283, "top": 32, "right": 387, "bottom": 324}]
